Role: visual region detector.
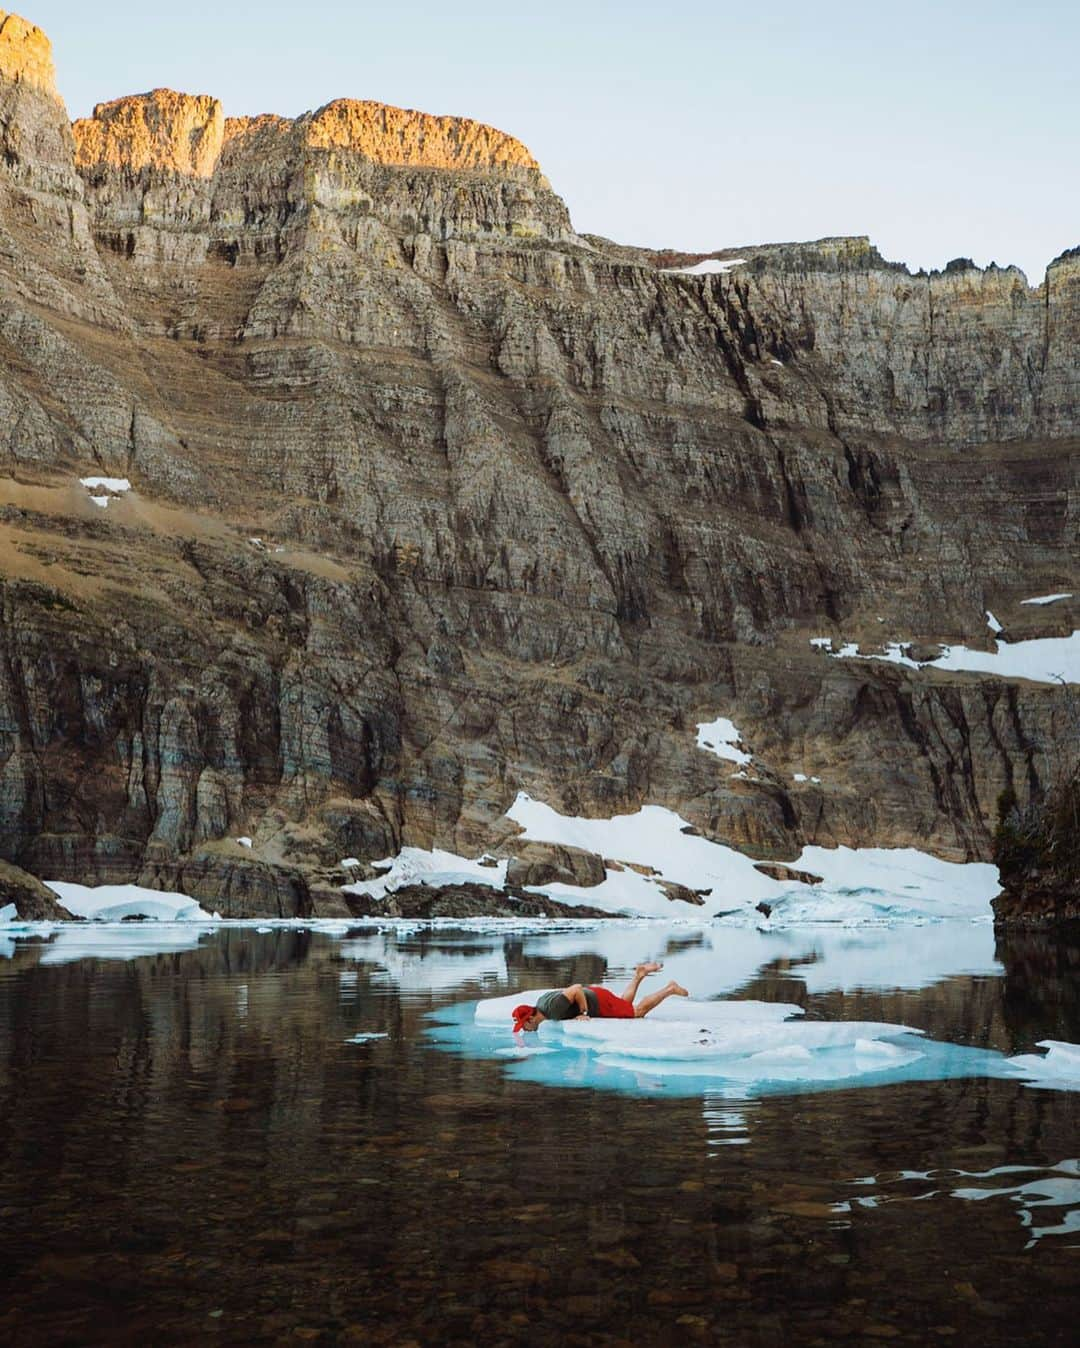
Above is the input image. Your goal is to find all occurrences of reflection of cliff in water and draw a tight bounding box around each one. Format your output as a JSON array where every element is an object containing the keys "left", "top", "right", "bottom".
[
  {"left": 996, "top": 923, "right": 1080, "bottom": 1047},
  {"left": 1, "top": 928, "right": 1078, "bottom": 1344}
]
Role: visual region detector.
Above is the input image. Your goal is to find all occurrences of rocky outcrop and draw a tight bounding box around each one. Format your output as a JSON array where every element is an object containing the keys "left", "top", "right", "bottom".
[
  {"left": 0, "top": 11, "right": 1077, "bottom": 918},
  {"left": 69, "top": 88, "right": 571, "bottom": 265},
  {"left": 344, "top": 881, "right": 611, "bottom": 920},
  {"left": 753, "top": 863, "right": 824, "bottom": 886},
  {"left": 0, "top": 858, "right": 74, "bottom": 919},
  {"left": 136, "top": 851, "right": 315, "bottom": 919},
  {"left": 501, "top": 842, "right": 607, "bottom": 889},
  {"left": 992, "top": 774, "right": 1080, "bottom": 925},
  {"left": 0, "top": 10, "right": 52, "bottom": 91}
]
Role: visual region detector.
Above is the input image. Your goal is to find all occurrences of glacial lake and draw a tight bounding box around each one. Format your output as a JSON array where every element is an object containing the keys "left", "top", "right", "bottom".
[{"left": 0, "top": 919, "right": 1077, "bottom": 1345}]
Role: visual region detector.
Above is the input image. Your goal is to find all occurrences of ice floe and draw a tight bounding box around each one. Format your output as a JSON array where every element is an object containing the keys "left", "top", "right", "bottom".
[
  {"left": 44, "top": 881, "right": 215, "bottom": 922},
  {"left": 695, "top": 716, "right": 752, "bottom": 765},
  {"left": 812, "top": 630, "right": 1080, "bottom": 684},
  {"left": 1021, "top": 592, "right": 1072, "bottom": 606},
  {"left": 472, "top": 990, "right": 931, "bottom": 1086},
  {"left": 428, "top": 989, "right": 1080, "bottom": 1099},
  {"left": 1006, "top": 1040, "right": 1080, "bottom": 1090},
  {"left": 0, "top": 903, "right": 16, "bottom": 924}
]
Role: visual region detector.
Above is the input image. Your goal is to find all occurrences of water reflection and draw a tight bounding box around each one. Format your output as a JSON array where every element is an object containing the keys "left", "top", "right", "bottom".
[
  {"left": 0, "top": 921, "right": 1077, "bottom": 1345},
  {"left": 838, "top": 1159, "right": 1080, "bottom": 1249}
]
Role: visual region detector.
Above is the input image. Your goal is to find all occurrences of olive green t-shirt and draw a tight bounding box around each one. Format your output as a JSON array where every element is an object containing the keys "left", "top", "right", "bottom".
[{"left": 536, "top": 987, "right": 599, "bottom": 1020}]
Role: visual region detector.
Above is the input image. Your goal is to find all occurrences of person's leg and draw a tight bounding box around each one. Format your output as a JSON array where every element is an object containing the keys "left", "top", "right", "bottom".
[
  {"left": 619, "top": 961, "right": 663, "bottom": 1004},
  {"left": 633, "top": 980, "right": 689, "bottom": 1018}
]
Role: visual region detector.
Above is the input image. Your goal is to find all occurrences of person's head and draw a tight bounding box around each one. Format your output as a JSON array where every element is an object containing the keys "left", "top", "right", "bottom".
[{"left": 512, "top": 1004, "right": 545, "bottom": 1033}]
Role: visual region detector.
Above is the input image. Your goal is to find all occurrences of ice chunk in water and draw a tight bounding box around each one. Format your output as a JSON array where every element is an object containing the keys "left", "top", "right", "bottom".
[
  {"left": 1007, "top": 1040, "right": 1080, "bottom": 1089},
  {"left": 449, "top": 992, "right": 1080, "bottom": 1099},
  {"left": 453, "top": 990, "right": 936, "bottom": 1095}
]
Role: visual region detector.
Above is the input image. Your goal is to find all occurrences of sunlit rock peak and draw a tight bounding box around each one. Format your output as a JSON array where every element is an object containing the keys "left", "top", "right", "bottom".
[
  {"left": 0, "top": 9, "right": 55, "bottom": 96},
  {"left": 73, "top": 88, "right": 542, "bottom": 180}
]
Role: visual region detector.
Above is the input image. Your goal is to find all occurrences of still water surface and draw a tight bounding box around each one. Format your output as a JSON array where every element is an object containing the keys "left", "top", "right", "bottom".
[{"left": 0, "top": 920, "right": 1076, "bottom": 1345}]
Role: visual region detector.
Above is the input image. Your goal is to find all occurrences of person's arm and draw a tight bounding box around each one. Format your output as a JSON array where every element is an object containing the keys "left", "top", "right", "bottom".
[{"left": 562, "top": 984, "right": 590, "bottom": 1017}]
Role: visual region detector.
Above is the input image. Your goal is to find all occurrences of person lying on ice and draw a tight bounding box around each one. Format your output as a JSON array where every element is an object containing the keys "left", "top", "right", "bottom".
[{"left": 512, "top": 962, "right": 688, "bottom": 1033}]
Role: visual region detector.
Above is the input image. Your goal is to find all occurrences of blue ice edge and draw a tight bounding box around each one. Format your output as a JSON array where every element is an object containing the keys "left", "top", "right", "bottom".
[{"left": 424, "top": 999, "right": 1079, "bottom": 1101}]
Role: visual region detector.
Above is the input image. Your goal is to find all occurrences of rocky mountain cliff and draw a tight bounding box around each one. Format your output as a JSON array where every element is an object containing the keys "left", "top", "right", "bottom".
[{"left": 0, "top": 11, "right": 1076, "bottom": 917}]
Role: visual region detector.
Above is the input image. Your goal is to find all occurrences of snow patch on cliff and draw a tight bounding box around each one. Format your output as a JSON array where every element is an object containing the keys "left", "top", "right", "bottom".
[
  {"left": 812, "top": 631, "right": 1080, "bottom": 684},
  {"left": 696, "top": 716, "right": 751, "bottom": 765},
  {"left": 342, "top": 849, "right": 508, "bottom": 903},
  {"left": 663, "top": 257, "right": 746, "bottom": 276},
  {"left": 79, "top": 476, "right": 131, "bottom": 493}
]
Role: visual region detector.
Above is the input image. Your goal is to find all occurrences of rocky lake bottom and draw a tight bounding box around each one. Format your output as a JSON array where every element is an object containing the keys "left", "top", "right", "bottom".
[{"left": 0, "top": 919, "right": 1077, "bottom": 1345}]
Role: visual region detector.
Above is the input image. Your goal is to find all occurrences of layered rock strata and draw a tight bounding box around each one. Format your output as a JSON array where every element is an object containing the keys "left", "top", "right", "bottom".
[{"left": 0, "top": 10, "right": 1076, "bottom": 918}]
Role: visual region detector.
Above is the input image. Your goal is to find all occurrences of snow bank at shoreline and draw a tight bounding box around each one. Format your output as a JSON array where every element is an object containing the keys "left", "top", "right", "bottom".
[
  {"left": 0, "top": 787, "right": 1002, "bottom": 931},
  {"left": 45, "top": 881, "right": 215, "bottom": 923}
]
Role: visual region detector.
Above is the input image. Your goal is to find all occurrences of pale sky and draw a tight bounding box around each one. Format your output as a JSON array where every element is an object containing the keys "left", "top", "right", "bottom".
[{"left": 25, "top": 0, "right": 1079, "bottom": 282}]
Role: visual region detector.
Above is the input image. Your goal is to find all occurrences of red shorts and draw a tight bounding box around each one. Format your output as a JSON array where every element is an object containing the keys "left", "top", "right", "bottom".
[{"left": 588, "top": 985, "right": 636, "bottom": 1019}]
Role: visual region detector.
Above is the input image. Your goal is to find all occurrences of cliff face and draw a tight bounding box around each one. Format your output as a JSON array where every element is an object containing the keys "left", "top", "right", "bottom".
[{"left": 0, "top": 11, "right": 1076, "bottom": 913}]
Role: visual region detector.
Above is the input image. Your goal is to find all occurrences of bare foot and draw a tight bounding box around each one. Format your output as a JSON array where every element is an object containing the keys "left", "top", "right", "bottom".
[
  {"left": 667, "top": 981, "right": 689, "bottom": 997},
  {"left": 635, "top": 961, "right": 663, "bottom": 976}
]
